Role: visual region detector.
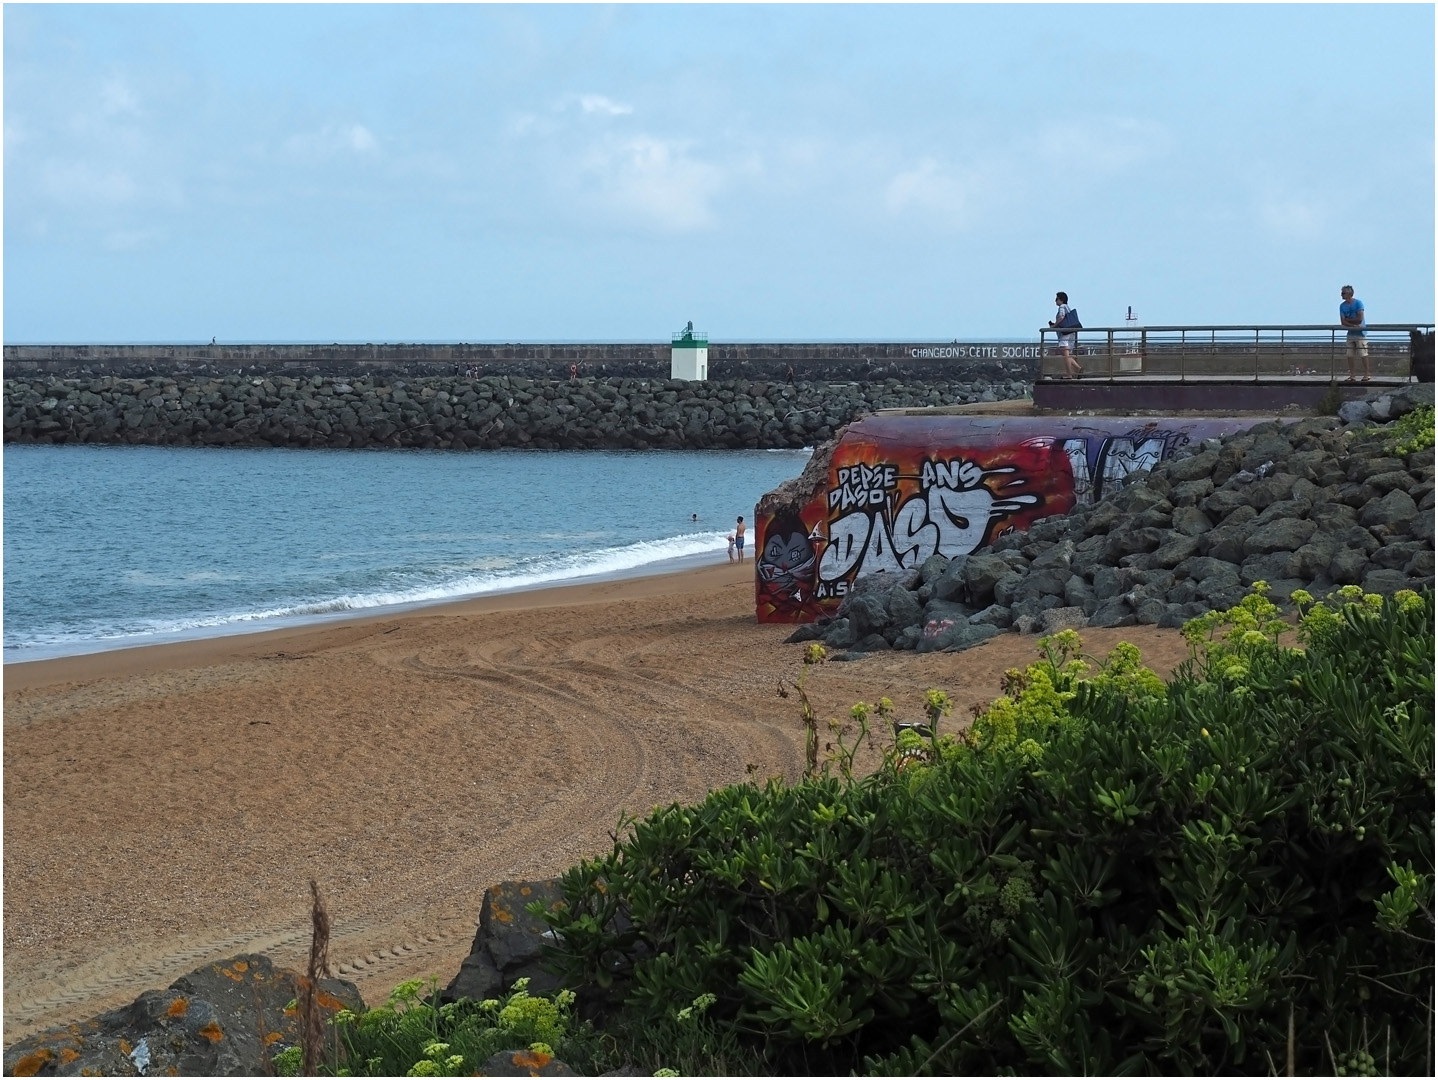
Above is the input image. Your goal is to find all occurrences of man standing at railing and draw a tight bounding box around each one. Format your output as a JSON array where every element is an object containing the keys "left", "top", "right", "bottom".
[{"left": 1340, "top": 284, "right": 1370, "bottom": 382}]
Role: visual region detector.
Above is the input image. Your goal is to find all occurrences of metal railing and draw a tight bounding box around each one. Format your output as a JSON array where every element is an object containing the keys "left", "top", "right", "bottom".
[
  {"left": 672, "top": 329, "right": 709, "bottom": 347},
  {"left": 1037, "top": 323, "right": 1434, "bottom": 382}
]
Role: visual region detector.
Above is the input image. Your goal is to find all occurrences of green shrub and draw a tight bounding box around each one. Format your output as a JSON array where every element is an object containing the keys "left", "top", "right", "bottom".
[
  {"left": 541, "top": 588, "right": 1435, "bottom": 1075},
  {"left": 1387, "top": 404, "right": 1435, "bottom": 455},
  {"left": 284, "top": 977, "right": 615, "bottom": 1077}
]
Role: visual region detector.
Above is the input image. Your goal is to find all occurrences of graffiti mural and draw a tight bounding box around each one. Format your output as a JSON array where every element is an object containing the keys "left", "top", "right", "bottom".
[{"left": 755, "top": 414, "right": 1263, "bottom": 623}]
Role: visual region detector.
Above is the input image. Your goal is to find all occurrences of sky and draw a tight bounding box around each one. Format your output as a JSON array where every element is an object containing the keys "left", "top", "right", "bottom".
[{"left": 3, "top": 2, "right": 1434, "bottom": 343}]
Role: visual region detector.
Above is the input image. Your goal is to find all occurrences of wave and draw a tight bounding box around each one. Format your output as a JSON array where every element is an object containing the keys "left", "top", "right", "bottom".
[{"left": 5, "top": 530, "right": 734, "bottom": 658}]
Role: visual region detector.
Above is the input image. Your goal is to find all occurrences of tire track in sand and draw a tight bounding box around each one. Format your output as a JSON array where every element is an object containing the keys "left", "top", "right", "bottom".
[{"left": 5, "top": 582, "right": 806, "bottom": 1046}]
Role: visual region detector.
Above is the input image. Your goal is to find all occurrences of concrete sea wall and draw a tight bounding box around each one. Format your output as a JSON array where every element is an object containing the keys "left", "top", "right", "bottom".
[
  {"left": 2, "top": 342, "right": 1040, "bottom": 383},
  {"left": 2, "top": 372, "right": 1030, "bottom": 451}
]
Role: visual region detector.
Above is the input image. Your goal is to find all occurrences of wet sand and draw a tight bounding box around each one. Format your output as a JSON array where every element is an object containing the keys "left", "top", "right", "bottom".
[{"left": 2, "top": 560, "right": 1193, "bottom": 1044}]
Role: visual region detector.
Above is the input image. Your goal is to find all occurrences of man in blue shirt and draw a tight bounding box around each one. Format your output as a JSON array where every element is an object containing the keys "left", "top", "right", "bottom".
[{"left": 1339, "top": 285, "right": 1369, "bottom": 382}]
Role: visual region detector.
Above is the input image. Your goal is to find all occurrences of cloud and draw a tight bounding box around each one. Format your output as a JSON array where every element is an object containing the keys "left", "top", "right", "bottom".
[
  {"left": 1029, "top": 116, "right": 1170, "bottom": 175},
  {"left": 1257, "top": 191, "right": 1331, "bottom": 238},
  {"left": 575, "top": 135, "right": 724, "bottom": 232},
  {"left": 884, "top": 157, "right": 983, "bottom": 228},
  {"left": 39, "top": 160, "right": 142, "bottom": 206},
  {"left": 577, "top": 94, "right": 633, "bottom": 117},
  {"left": 102, "top": 226, "right": 164, "bottom": 252},
  {"left": 99, "top": 77, "right": 141, "bottom": 117},
  {"left": 283, "top": 123, "right": 379, "bottom": 160}
]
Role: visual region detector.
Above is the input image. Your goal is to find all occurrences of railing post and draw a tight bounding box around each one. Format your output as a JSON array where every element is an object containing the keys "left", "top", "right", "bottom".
[
  {"left": 1254, "top": 328, "right": 1260, "bottom": 382},
  {"left": 1106, "top": 329, "right": 1114, "bottom": 380},
  {"left": 1180, "top": 329, "right": 1187, "bottom": 381}
]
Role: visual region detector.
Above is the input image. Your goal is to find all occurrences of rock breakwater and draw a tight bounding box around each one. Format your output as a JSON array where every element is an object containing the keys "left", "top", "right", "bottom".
[
  {"left": 794, "top": 387, "right": 1435, "bottom": 656},
  {"left": 3, "top": 374, "right": 1029, "bottom": 451}
]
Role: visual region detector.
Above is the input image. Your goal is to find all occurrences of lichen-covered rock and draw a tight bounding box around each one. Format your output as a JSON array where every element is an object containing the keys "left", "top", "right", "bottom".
[
  {"left": 444, "top": 880, "right": 568, "bottom": 1004},
  {"left": 1, "top": 955, "right": 362, "bottom": 1078},
  {"left": 475, "top": 1047, "right": 578, "bottom": 1076}
]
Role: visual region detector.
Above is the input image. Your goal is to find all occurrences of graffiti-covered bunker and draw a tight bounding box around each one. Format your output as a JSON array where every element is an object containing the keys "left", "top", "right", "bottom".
[{"left": 754, "top": 413, "right": 1264, "bottom": 623}]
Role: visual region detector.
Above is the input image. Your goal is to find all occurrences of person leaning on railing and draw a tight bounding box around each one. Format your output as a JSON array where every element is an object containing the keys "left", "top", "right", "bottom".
[{"left": 1340, "top": 285, "right": 1371, "bottom": 382}]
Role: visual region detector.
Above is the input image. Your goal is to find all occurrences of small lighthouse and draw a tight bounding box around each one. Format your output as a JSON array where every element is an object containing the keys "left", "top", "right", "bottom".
[{"left": 671, "top": 321, "right": 708, "bottom": 381}]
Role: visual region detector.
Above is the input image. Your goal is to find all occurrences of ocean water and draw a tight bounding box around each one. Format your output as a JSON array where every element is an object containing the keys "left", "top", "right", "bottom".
[{"left": 2, "top": 445, "right": 808, "bottom": 661}]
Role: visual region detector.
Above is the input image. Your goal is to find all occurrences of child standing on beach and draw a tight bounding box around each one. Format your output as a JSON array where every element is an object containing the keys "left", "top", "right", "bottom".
[{"left": 727, "top": 533, "right": 736, "bottom": 562}]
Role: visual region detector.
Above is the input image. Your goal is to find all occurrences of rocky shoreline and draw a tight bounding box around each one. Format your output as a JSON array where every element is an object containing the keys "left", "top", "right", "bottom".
[
  {"left": 795, "top": 385, "right": 1435, "bottom": 657},
  {"left": 3, "top": 374, "right": 1028, "bottom": 451}
]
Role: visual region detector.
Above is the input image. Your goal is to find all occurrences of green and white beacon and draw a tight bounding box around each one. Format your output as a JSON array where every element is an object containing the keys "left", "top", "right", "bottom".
[{"left": 671, "top": 321, "right": 708, "bottom": 381}]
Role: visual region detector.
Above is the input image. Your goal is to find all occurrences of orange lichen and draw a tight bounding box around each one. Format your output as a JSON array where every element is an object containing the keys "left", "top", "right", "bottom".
[
  {"left": 198, "top": 1021, "right": 224, "bottom": 1044},
  {"left": 510, "top": 1048, "right": 553, "bottom": 1070},
  {"left": 167, "top": 997, "right": 189, "bottom": 1018},
  {"left": 316, "top": 991, "right": 348, "bottom": 1012},
  {"left": 520, "top": 886, "right": 532, "bottom": 896},
  {"left": 12, "top": 1049, "right": 54, "bottom": 1076},
  {"left": 264, "top": 1032, "right": 284, "bottom": 1045},
  {"left": 59, "top": 1048, "right": 80, "bottom": 1064},
  {"left": 232, "top": 960, "right": 249, "bottom": 973},
  {"left": 119, "top": 1039, "right": 133, "bottom": 1055},
  {"left": 492, "top": 901, "right": 513, "bottom": 923}
]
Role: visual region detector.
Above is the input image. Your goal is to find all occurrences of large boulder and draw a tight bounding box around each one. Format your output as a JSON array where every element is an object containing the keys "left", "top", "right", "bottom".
[
  {"left": 2, "top": 955, "right": 362, "bottom": 1079},
  {"left": 1359, "top": 489, "right": 1419, "bottom": 530},
  {"left": 1170, "top": 478, "right": 1215, "bottom": 507},
  {"left": 1165, "top": 452, "right": 1219, "bottom": 482},
  {"left": 968, "top": 603, "right": 1013, "bottom": 629},
  {"left": 1036, "top": 606, "right": 1090, "bottom": 634},
  {"left": 1338, "top": 399, "right": 1374, "bottom": 425},
  {"left": 1088, "top": 598, "right": 1137, "bottom": 628},
  {"left": 1242, "top": 518, "right": 1317, "bottom": 557},
  {"left": 884, "top": 585, "right": 924, "bottom": 632},
  {"left": 916, "top": 619, "right": 998, "bottom": 653},
  {"left": 992, "top": 571, "right": 1028, "bottom": 607},
  {"left": 930, "top": 557, "right": 971, "bottom": 603},
  {"left": 1148, "top": 535, "right": 1204, "bottom": 569},
  {"left": 836, "top": 592, "right": 891, "bottom": 638},
  {"left": 1362, "top": 568, "right": 1419, "bottom": 595},
  {"left": 445, "top": 879, "right": 568, "bottom": 1003},
  {"left": 962, "top": 553, "right": 1014, "bottom": 605},
  {"left": 1171, "top": 506, "right": 1214, "bottom": 537},
  {"left": 1028, "top": 539, "right": 1076, "bottom": 574}
]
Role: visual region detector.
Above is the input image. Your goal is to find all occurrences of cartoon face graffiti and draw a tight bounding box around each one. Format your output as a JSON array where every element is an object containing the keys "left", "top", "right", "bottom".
[{"left": 757, "top": 511, "right": 817, "bottom": 594}]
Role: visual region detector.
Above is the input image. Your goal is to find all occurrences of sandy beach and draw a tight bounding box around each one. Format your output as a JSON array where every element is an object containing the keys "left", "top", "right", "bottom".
[{"left": 2, "top": 561, "right": 1194, "bottom": 1045}]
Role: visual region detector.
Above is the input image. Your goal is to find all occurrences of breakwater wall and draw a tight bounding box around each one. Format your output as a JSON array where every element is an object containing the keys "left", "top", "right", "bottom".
[
  {"left": 2, "top": 342, "right": 1040, "bottom": 382},
  {"left": 2, "top": 373, "right": 1030, "bottom": 451}
]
